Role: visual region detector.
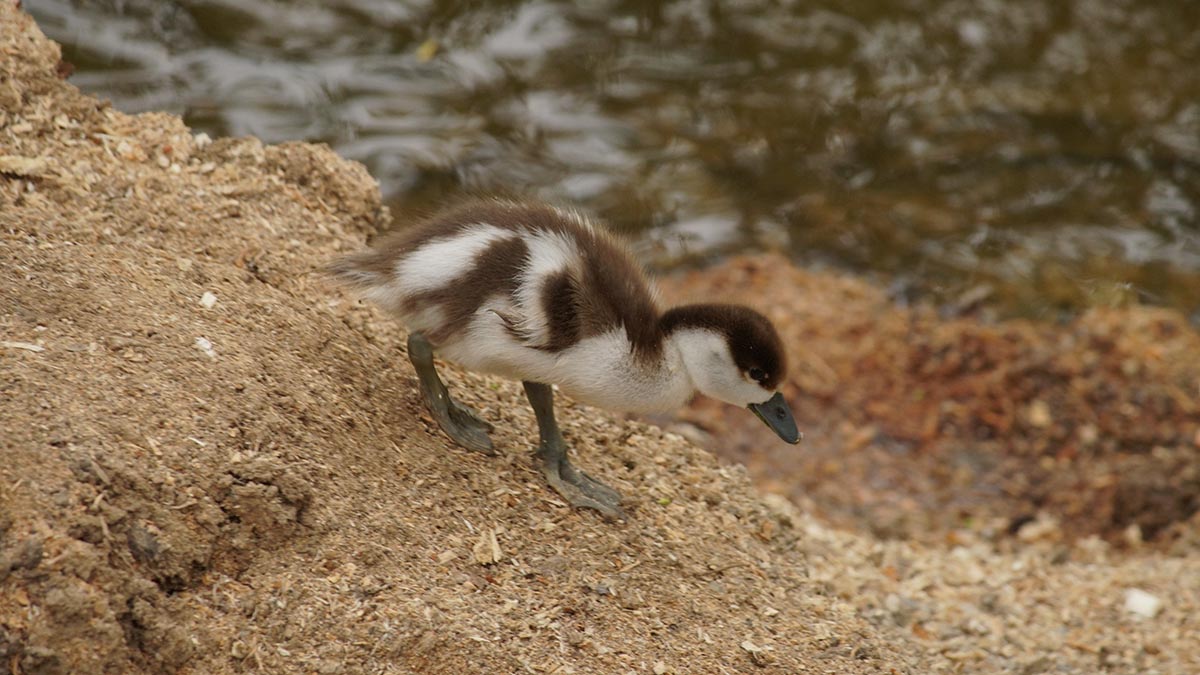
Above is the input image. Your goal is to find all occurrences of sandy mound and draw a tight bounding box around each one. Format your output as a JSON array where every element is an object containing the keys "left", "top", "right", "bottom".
[
  {"left": 2, "top": 6, "right": 1196, "bottom": 675},
  {"left": 0, "top": 7, "right": 911, "bottom": 674}
]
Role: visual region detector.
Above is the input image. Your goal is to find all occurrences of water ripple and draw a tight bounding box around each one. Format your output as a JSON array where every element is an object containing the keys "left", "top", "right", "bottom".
[{"left": 28, "top": 0, "right": 1200, "bottom": 319}]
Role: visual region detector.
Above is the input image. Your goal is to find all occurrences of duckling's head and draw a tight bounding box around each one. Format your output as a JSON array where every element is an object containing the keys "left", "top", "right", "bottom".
[{"left": 662, "top": 304, "right": 801, "bottom": 444}]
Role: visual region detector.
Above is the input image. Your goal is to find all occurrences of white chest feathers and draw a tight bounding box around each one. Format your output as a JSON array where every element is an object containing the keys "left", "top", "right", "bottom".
[{"left": 554, "top": 330, "right": 693, "bottom": 413}]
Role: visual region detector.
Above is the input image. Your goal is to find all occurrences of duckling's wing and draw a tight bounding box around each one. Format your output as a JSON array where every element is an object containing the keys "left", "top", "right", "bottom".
[
  {"left": 507, "top": 222, "right": 663, "bottom": 358},
  {"left": 533, "top": 268, "right": 583, "bottom": 352},
  {"left": 486, "top": 263, "right": 581, "bottom": 353}
]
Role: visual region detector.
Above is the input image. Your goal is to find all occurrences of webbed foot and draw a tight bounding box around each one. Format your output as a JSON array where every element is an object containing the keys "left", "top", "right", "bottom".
[
  {"left": 408, "top": 333, "right": 495, "bottom": 455},
  {"left": 524, "top": 381, "right": 624, "bottom": 520},
  {"left": 540, "top": 445, "right": 624, "bottom": 519}
]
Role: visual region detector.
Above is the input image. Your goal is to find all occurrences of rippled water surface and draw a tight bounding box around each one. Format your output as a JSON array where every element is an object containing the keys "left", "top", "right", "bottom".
[{"left": 28, "top": 0, "right": 1200, "bottom": 319}]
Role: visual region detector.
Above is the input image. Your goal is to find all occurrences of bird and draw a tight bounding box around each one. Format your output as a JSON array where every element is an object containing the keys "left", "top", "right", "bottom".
[{"left": 328, "top": 197, "right": 800, "bottom": 519}]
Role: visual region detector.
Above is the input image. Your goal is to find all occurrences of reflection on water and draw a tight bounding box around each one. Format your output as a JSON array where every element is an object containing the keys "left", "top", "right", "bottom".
[{"left": 28, "top": 0, "right": 1200, "bottom": 320}]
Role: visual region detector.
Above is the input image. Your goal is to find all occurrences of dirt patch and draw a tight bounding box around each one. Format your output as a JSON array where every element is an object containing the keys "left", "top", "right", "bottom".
[
  {"left": 661, "top": 255, "right": 1200, "bottom": 545},
  {"left": 2, "top": 6, "right": 1197, "bottom": 675},
  {"left": 0, "top": 7, "right": 913, "bottom": 674}
]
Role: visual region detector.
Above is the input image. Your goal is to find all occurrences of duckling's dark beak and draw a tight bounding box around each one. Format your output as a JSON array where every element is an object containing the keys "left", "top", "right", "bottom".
[{"left": 748, "top": 392, "right": 802, "bottom": 444}]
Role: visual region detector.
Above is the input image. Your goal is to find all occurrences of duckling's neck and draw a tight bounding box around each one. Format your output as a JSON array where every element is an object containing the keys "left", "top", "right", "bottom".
[
  {"left": 589, "top": 304, "right": 736, "bottom": 413},
  {"left": 521, "top": 305, "right": 750, "bottom": 414}
]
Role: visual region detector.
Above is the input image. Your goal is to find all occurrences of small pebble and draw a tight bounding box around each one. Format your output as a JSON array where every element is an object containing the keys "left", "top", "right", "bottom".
[
  {"left": 957, "top": 19, "right": 988, "bottom": 47},
  {"left": 200, "top": 291, "right": 218, "bottom": 309},
  {"left": 1123, "top": 588, "right": 1162, "bottom": 618},
  {"left": 195, "top": 337, "right": 216, "bottom": 359},
  {"left": 1026, "top": 400, "right": 1052, "bottom": 428}
]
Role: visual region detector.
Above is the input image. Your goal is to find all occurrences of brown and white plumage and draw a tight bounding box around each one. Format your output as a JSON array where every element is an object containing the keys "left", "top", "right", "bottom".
[{"left": 329, "top": 197, "right": 799, "bottom": 517}]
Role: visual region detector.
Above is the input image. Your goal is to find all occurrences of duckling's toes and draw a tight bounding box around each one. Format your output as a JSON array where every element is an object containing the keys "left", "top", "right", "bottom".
[
  {"left": 562, "top": 464, "right": 623, "bottom": 506},
  {"left": 451, "top": 400, "right": 494, "bottom": 432},
  {"left": 447, "top": 421, "right": 495, "bottom": 455},
  {"left": 577, "top": 478, "right": 623, "bottom": 517},
  {"left": 428, "top": 400, "right": 495, "bottom": 455},
  {"left": 543, "top": 470, "right": 625, "bottom": 520},
  {"left": 540, "top": 454, "right": 623, "bottom": 518}
]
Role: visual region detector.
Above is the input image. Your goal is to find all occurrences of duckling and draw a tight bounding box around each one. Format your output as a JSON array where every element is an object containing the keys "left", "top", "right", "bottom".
[{"left": 329, "top": 198, "right": 800, "bottom": 519}]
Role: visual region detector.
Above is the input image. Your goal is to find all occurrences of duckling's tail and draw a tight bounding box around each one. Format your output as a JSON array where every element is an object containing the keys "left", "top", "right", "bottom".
[{"left": 324, "top": 250, "right": 391, "bottom": 290}]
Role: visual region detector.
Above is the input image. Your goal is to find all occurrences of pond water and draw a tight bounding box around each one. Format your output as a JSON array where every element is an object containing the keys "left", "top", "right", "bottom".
[{"left": 28, "top": 0, "right": 1200, "bottom": 320}]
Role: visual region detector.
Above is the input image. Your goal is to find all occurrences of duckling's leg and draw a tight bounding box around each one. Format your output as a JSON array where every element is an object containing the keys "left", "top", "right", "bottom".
[
  {"left": 522, "top": 381, "right": 623, "bottom": 519},
  {"left": 407, "top": 332, "right": 495, "bottom": 455}
]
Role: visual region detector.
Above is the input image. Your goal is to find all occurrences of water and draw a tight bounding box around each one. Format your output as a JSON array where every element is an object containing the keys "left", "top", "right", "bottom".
[{"left": 27, "top": 0, "right": 1200, "bottom": 320}]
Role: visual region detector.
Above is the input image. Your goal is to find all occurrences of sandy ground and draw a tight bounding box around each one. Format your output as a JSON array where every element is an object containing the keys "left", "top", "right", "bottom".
[{"left": 2, "top": 5, "right": 1197, "bottom": 675}]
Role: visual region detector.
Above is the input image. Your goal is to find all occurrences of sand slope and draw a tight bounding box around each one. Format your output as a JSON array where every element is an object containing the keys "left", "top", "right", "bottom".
[{"left": 0, "top": 7, "right": 914, "bottom": 673}]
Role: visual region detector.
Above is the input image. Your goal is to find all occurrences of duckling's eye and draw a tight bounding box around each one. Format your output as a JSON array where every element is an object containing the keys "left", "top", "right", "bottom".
[{"left": 748, "top": 367, "right": 766, "bottom": 383}]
